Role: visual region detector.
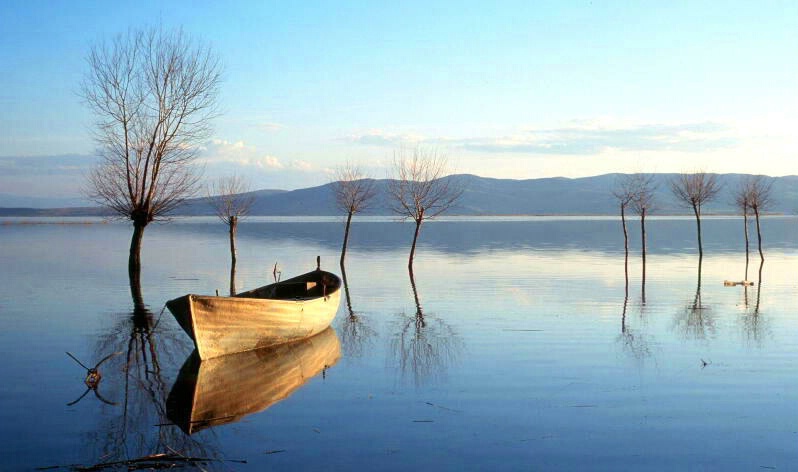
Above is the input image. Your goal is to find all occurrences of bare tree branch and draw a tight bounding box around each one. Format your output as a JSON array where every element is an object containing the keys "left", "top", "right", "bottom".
[
  {"left": 83, "top": 27, "right": 221, "bottom": 224},
  {"left": 81, "top": 26, "right": 222, "bottom": 285},
  {"left": 207, "top": 175, "right": 255, "bottom": 225},
  {"left": 387, "top": 147, "right": 463, "bottom": 269},
  {"left": 670, "top": 171, "right": 721, "bottom": 257},
  {"left": 387, "top": 147, "right": 463, "bottom": 222},
  {"left": 332, "top": 163, "right": 377, "bottom": 216},
  {"left": 207, "top": 175, "right": 253, "bottom": 295},
  {"left": 670, "top": 172, "right": 721, "bottom": 215},
  {"left": 332, "top": 163, "right": 377, "bottom": 266},
  {"left": 737, "top": 175, "right": 774, "bottom": 262},
  {"left": 628, "top": 174, "right": 657, "bottom": 217}
]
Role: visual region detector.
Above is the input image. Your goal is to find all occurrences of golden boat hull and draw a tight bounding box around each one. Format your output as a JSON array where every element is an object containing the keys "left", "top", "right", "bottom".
[
  {"left": 166, "top": 327, "right": 341, "bottom": 434},
  {"left": 167, "top": 270, "right": 341, "bottom": 359}
]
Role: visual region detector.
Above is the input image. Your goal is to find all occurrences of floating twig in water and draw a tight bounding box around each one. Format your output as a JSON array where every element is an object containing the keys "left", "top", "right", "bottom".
[
  {"left": 425, "top": 401, "right": 463, "bottom": 413},
  {"left": 65, "top": 351, "right": 121, "bottom": 406}
]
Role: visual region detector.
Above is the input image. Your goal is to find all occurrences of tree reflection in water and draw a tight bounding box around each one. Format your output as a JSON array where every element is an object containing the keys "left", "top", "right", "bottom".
[
  {"left": 389, "top": 268, "right": 463, "bottom": 387},
  {"left": 84, "top": 281, "right": 224, "bottom": 469},
  {"left": 741, "top": 260, "right": 770, "bottom": 346},
  {"left": 336, "top": 262, "right": 376, "bottom": 359},
  {"left": 674, "top": 256, "right": 716, "bottom": 340},
  {"left": 618, "top": 259, "right": 651, "bottom": 362}
]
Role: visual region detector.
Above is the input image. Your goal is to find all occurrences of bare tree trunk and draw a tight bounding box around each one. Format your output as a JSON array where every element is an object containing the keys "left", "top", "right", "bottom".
[
  {"left": 408, "top": 266, "right": 424, "bottom": 328},
  {"left": 754, "top": 207, "right": 764, "bottom": 262},
  {"left": 129, "top": 223, "right": 145, "bottom": 276},
  {"left": 129, "top": 269, "right": 145, "bottom": 312},
  {"left": 640, "top": 209, "right": 646, "bottom": 305},
  {"left": 694, "top": 254, "right": 703, "bottom": 310},
  {"left": 692, "top": 204, "right": 703, "bottom": 258},
  {"left": 755, "top": 259, "right": 763, "bottom": 315},
  {"left": 229, "top": 216, "right": 238, "bottom": 296},
  {"left": 743, "top": 207, "right": 750, "bottom": 280},
  {"left": 340, "top": 261, "right": 353, "bottom": 319},
  {"left": 621, "top": 204, "right": 629, "bottom": 254},
  {"left": 621, "top": 203, "right": 629, "bottom": 280},
  {"left": 408, "top": 218, "right": 423, "bottom": 270},
  {"left": 640, "top": 209, "right": 646, "bottom": 264},
  {"left": 622, "top": 263, "right": 629, "bottom": 334},
  {"left": 340, "top": 211, "right": 353, "bottom": 266},
  {"left": 129, "top": 222, "right": 146, "bottom": 310},
  {"left": 743, "top": 207, "right": 750, "bottom": 261}
]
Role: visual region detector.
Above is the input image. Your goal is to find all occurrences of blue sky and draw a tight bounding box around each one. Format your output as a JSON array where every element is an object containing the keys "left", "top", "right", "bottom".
[{"left": 1, "top": 1, "right": 796, "bottom": 202}]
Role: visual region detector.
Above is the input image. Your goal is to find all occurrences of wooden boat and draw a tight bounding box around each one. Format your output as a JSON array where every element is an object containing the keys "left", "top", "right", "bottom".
[
  {"left": 166, "top": 269, "right": 342, "bottom": 359},
  {"left": 166, "top": 327, "right": 340, "bottom": 434}
]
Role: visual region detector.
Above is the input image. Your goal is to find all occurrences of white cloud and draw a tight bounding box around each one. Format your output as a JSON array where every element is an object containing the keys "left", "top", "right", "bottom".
[
  {"left": 347, "top": 130, "right": 425, "bottom": 147},
  {"left": 290, "top": 160, "right": 313, "bottom": 171},
  {"left": 199, "top": 139, "right": 255, "bottom": 161},
  {"left": 347, "top": 120, "right": 738, "bottom": 155},
  {"left": 256, "top": 122, "right": 285, "bottom": 132},
  {"left": 200, "top": 139, "right": 288, "bottom": 169},
  {"left": 255, "top": 155, "right": 284, "bottom": 169}
]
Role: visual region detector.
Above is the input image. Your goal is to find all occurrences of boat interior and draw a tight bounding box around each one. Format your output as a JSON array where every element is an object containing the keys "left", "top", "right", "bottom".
[{"left": 237, "top": 271, "right": 341, "bottom": 300}]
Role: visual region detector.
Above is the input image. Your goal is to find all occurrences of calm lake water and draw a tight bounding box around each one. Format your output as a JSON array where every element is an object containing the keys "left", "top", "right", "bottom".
[{"left": 1, "top": 216, "right": 796, "bottom": 471}]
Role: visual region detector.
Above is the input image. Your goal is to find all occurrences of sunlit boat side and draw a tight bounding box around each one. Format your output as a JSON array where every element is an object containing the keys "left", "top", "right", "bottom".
[{"left": 166, "top": 269, "right": 342, "bottom": 359}]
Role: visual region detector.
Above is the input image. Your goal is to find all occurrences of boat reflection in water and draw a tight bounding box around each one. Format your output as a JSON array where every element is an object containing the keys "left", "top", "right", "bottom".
[{"left": 167, "top": 327, "right": 340, "bottom": 435}]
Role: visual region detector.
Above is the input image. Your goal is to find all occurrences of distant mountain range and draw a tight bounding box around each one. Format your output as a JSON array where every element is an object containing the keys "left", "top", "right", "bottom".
[{"left": 3, "top": 173, "right": 798, "bottom": 217}]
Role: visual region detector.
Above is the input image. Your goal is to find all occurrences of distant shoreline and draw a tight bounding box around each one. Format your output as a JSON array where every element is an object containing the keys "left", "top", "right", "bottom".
[{"left": 1, "top": 213, "right": 792, "bottom": 225}]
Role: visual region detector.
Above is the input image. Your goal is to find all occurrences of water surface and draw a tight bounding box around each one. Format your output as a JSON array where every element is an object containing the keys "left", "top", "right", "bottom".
[{"left": 0, "top": 216, "right": 796, "bottom": 470}]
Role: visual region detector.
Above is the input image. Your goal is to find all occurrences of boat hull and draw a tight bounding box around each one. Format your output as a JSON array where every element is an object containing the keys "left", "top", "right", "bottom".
[{"left": 167, "top": 270, "right": 341, "bottom": 359}]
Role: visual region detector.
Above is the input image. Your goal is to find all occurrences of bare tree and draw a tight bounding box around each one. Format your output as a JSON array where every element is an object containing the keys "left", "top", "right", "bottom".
[
  {"left": 629, "top": 174, "right": 656, "bottom": 301},
  {"left": 745, "top": 175, "right": 774, "bottom": 262},
  {"left": 612, "top": 175, "right": 637, "bottom": 276},
  {"left": 82, "top": 26, "right": 222, "bottom": 298},
  {"left": 670, "top": 172, "right": 721, "bottom": 258},
  {"left": 208, "top": 175, "right": 255, "bottom": 295},
  {"left": 733, "top": 179, "right": 752, "bottom": 276},
  {"left": 612, "top": 174, "right": 635, "bottom": 259},
  {"left": 388, "top": 147, "right": 463, "bottom": 269},
  {"left": 332, "top": 164, "right": 376, "bottom": 266}
]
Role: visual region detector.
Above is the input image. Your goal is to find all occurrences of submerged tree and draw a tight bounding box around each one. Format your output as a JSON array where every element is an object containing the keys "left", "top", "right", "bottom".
[
  {"left": 208, "top": 175, "right": 255, "bottom": 295},
  {"left": 745, "top": 175, "right": 774, "bottom": 262},
  {"left": 629, "top": 174, "right": 656, "bottom": 261},
  {"left": 332, "top": 164, "right": 376, "bottom": 266},
  {"left": 629, "top": 174, "right": 656, "bottom": 302},
  {"left": 733, "top": 179, "right": 752, "bottom": 278},
  {"left": 82, "top": 26, "right": 222, "bottom": 302},
  {"left": 670, "top": 172, "right": 721, "bottom": 258},
  {"left": 388, "top": 147, "right": 463, "bottom": 270},
  {"left": 613, "top": 175, "right": 637, "bottom": 278}
]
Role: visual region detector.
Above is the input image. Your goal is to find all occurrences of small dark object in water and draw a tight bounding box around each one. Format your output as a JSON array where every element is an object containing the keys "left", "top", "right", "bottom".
[
  {"left": 723, "top": 280, "right": 754, "bottom": 287},
  {"left": 65, "top": 351, "right": 121, "bottom": 406}
]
